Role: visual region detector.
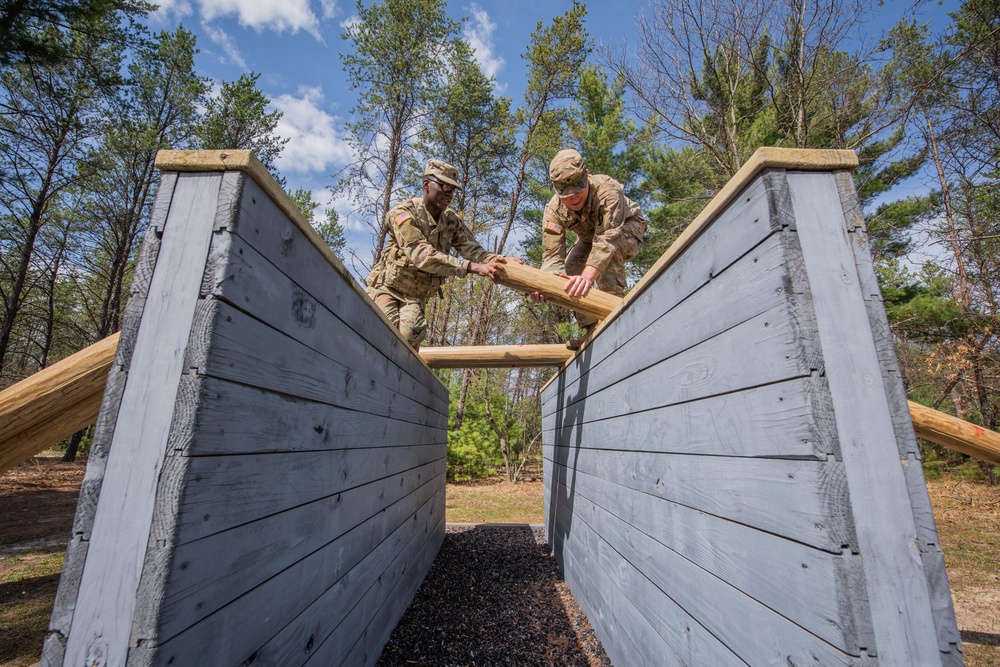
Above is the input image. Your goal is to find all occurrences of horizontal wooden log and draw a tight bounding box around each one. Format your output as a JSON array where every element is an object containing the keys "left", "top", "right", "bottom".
[
  {"left": 0, "top": 388, "right": 106, "bottom": 474},
  {"left": 420, "top": 344, "right": 573, "bottom": 368},
  {"left": 496, "top": 262, "right": 622, "bottom": 320},
  {"left": 909, "top": 400, "right": 1000, "bottom": 465},
  {"left": 0, "top": 333, "right": 119, "bottom": 473}
]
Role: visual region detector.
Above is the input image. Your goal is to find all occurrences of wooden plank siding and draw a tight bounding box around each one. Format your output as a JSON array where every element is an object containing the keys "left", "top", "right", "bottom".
[
  {"left": 43, "top": 158, "right": 447, "bottom": 666},
  {"left": 542, "top": 159, "right": 962, "bottom": 665}
]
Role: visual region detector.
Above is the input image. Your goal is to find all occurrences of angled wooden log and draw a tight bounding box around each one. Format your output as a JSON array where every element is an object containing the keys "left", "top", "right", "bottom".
[
  {"left": 0, "top": 332, "right": 118, "bottom": 473},
  {"left": 496, "top": 262, "right": 622, "bottom": 320},
  {"left": 910, "top": 400, "right": 1000, "bottom": 465},
  {"left": 420, "top": 344, "right": 573, "bottom": 368}
]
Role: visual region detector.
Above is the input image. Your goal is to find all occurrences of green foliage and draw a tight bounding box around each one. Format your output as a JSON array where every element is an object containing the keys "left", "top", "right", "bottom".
[
  {"left": 631, "top": 146, "right": 717, "bottom": 279},
  {"left": 338, "top": 0, "right": 460, "bottom": 259},
  {"left": 447, "top": 393, "right": 501, "bottom": 480},
  {"left": 196, "top": 71, "right": 288, "bottom": 183},
  {"left": 570, "top": 66, "right": 647, "bottom": 195},
  {"left": 556, "top": 321, "right": 584, "bottom": 342},
  {"left": 878, "top": 260, "right": 964, "bottom": 343},
  {"left": 0, "top": 0, "right": 150, "bottom": 68},
  {"left": 317, "top": 208, "right": 347, "bottom": 260}
]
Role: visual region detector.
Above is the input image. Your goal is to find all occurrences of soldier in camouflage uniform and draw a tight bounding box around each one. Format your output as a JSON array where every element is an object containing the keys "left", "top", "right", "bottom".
[
  {"left": 532, "top": 149, "right": 646, "bottom": 339},
  {"left": 366, "top": 159, "right": 510, "bottom": 349}
]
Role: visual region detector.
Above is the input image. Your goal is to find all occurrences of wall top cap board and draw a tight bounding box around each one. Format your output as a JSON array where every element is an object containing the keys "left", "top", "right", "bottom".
[{"left": 154, "top": 150, "right": 441, "bottom": 380}]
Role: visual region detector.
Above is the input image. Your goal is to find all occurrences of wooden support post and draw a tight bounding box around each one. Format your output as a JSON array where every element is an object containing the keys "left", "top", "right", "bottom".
[
  {"left": 0, "top": 332, "right": 119, "bottom": 473},
  {"left": 909, "top": 400, "right": 1000, "bottom": 466},
  {"left": 420, "top": 344, "right": 573, "bottom": 369},
  {"left": 496, "top": 262, "right": 622, "bottom": 321}
]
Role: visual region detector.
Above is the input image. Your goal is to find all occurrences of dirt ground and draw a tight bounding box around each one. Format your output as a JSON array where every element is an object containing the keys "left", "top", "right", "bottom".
[{"left": 1, "top": 454, "right": 998, "bottom": 666}]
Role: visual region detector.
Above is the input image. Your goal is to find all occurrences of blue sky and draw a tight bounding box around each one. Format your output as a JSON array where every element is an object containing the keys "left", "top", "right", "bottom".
[{"left": 148, "top": 0, "right": 957, "bottom": 272}]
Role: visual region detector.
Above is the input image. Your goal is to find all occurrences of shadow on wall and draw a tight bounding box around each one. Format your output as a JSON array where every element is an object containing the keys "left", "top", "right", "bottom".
[
  {"left": 547, "top": 345, "right": 593, "bottom": 561},
  {"left": 375, "top": 525, "right": 610, "bottom": 666}
]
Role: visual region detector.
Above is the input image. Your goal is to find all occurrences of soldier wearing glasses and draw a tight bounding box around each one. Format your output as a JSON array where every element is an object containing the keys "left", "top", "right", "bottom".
[{"left": 366, "top": 159, "right": 511, "bottom": 349}]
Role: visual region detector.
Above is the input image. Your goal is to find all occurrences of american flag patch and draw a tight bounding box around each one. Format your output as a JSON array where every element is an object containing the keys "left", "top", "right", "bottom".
[
  {"left": 544, "top": 220, "right": 562, "bottom": 234},
  {"left": 394, "top": 211, "right": 413, "bottom": 226}
]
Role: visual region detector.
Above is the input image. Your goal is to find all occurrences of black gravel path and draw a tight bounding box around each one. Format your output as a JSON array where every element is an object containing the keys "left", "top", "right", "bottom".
[{"left": 375, "top": 525, "right": 612, "bottom": 667}]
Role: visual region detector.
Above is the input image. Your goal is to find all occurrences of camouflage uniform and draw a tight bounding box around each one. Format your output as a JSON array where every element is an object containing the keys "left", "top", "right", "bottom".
[
  {"left": 366, "top": 161, "right": 497, "bottom": 349},
  {"left": 542, "top": 150, "right": 646, "bottom": 328}
]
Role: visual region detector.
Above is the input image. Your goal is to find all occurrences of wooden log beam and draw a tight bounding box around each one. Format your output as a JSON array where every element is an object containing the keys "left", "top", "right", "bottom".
[
  {"left": 909, "top": 400, "right": 1000, "bottom": 466},
  {"left": 420, "top": 344, "right": 573, "bottom": 369},
  {"left": 496, "top": 262, "right": 622, "bottom": 320},
  {"left": 0, "top": 332, "right": 118, "bottom": 473}
]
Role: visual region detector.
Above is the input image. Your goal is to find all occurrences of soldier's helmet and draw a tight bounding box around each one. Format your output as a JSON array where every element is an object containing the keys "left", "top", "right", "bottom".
[
  {"left": 549, "top": 149, "right": 587, "bottom": 197},
  {"left": 423, "top": 159, "right": 463, "bottom": 190}
]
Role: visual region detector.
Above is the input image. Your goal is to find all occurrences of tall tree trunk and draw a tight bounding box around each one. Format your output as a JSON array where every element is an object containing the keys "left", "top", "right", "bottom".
[{"left": 63, "top": 428, "right": 85, "bottom": 462}]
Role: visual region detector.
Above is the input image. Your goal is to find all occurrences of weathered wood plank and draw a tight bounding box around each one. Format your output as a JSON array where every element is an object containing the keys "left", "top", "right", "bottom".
[
  {"left": 551, "top": 477, "right": 870, "bottom": 665},
  {"left": 835, "top": 169, "right": 962, "bottom": 660},
  {"left": 336, "top": 513, "right": 445, "bottom": 667},
  {"left": 544, "top": 375, "right": 832, "bottom": 460},
  {"left": 228, "top": 175, "right": 444, "bottom": 401},
  {"left": 186, "top": 299, "right": 447, "bottom": 427},
  {"left": 544, "top": 447, "right": 853, "bottom": 552},
  {"left": 62, "top": 173, "right": 223, "bottom": 667},
  {"left": 545, "top": 228, "right": 805, "bottom": 408},
  {"left": 135, "top": 480, "right": 444, "bottom": 666},
  {"left": 243, "top": 489, "right": 444, "bottom": 667},
  {"left": 203, "top": 230, "right": 444, "bottom": 413},
  {"left": 552, "top": 462, "right": 872, "bottom": 651},
  {"left": 172, "top": 443, "right": 445, "bottom": 541},
  {"left": 552, "top": 503, "right": 748, "bottom": 667},
  {"left": 154, "top": 460, "right": 444, "bottom": 640},
  {"left": 548, "top": 306, "right": 821, "bottom": 429},
  {"left": 170, "top": 375, "right": 444, "bottom": 456},
  {"left": 787, "top": 170, "right": 942, "bottom": 663}
]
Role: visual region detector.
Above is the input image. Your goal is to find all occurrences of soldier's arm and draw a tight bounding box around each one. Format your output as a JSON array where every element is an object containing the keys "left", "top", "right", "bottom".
[
  {"left": 540, "top": 202, "right": 567, "bottom": 274},
  {"left": 451, "top": 219, "right": 499, "bottom": 263}
]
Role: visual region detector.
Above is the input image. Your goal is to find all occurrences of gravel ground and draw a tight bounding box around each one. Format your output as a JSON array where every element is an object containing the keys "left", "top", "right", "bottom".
[{"left": 376, "top": 525, "right": 612, "bottom": 667}]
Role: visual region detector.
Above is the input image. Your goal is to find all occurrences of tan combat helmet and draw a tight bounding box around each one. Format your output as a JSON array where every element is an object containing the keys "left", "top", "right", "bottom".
[
  {"left": 423, "top": 159, "right": 463, "bottom": 190},
  {"left": 549, "top": 149, "right": 587, "bottom": 197}
]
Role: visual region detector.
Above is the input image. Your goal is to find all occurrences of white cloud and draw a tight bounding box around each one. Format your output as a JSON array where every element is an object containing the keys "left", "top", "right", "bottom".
[
  {"left": 319, "top": 0, "right": 339, "bottom": 21},
  {"left": 151, "top": 0, "right": 193, "bottom": 21},
  {"left": 202, "top": 23, "right": 247, "bottom": 69},
  {"left": 273, "top": 87, "right": 353, "bottom": 175},
  {"left": 198, "top": 0, "right": 321, "bottom": 39},
  {"left": 463, "top": 4, "right": 504, "bottom": 80},
  {"left": 340, "top": 14, "right": 361, "bottom": 31}
]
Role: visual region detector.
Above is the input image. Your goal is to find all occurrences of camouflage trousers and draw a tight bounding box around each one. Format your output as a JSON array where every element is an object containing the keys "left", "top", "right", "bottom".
[
  {"left": 367, "top": 286, "right": 428, "bottom": 349},
  {"left": 564, "top": 228, "right": 642, "bottom": 328}
]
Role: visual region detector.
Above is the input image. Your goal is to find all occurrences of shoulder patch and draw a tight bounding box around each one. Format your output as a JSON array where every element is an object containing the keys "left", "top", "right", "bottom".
[
  {"left": 544, "top": 220, "right": 563, "bottom": 235},
  {"left": 394, "top": 211, "right": 413, "bottom": 226}
]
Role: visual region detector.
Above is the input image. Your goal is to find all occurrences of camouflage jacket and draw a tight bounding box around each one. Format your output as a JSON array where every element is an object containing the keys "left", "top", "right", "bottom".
[
  {"left": 367, "top": 197, "right": 496, "bottom": 299},
  {"left": 540, "top": 174, "right": 646, "bottom": 275}
]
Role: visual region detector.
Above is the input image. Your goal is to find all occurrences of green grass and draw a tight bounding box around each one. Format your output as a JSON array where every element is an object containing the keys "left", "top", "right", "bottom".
[{"left": 1, "top": 550, "right": 64, "bottom": 667}]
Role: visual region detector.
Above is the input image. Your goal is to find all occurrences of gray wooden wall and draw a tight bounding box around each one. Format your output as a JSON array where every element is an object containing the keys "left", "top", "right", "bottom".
[
  {"left": 42, "top": 169, "right": 448, "bottom": 666},
  {"left": 542, "top": 168, "right": 964, "bottom": 666}
]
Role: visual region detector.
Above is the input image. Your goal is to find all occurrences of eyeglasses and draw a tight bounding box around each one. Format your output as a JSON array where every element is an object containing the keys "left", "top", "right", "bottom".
[{"left": 426, "top": 177, "right": 456, "bottom": 193}]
